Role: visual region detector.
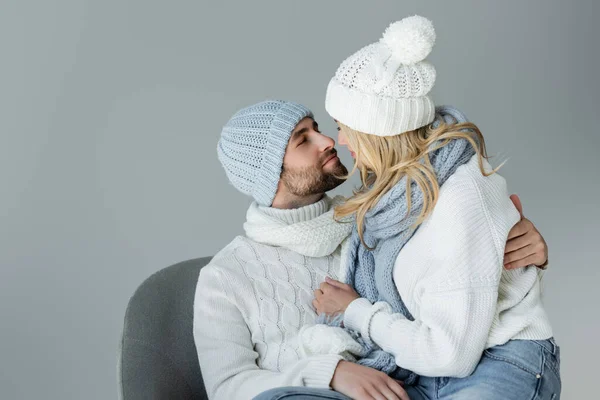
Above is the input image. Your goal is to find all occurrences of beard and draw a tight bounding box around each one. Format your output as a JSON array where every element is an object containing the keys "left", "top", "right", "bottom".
[{"left": 280, "top": 157, "right": 348, "bottom": 197}]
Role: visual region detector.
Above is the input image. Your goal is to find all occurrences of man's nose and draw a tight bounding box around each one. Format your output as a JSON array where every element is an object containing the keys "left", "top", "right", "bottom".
[{"left": 316, "top": 133, "right": 335, "bottom": 151}]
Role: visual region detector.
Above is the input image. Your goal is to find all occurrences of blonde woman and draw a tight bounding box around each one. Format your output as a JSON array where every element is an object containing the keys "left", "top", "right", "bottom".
[{"left": 311, "top": 16, "right": 561, "bottom": 399}]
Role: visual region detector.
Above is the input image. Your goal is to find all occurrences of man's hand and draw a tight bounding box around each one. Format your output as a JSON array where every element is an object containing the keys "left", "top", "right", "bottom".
[
  {"left": 504, "top": 194, "right": 549, "bottom": 270},
  {"left": 313, "top": 277, "right": 360, "bottom": 316},
  {"left": 331, "top": 360, "right": 410, "bottom": 400}
]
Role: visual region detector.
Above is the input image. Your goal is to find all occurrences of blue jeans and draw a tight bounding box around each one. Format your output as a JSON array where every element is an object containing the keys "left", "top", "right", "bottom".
[
  {"left": 254, "top": 339, "right": 561, "bottom": 400},
  {"left": 253, "top": 387, "right": 351, "bottom": 400},
  {"left": 405, "top": 338, "right": 561, "bottom": 400}
]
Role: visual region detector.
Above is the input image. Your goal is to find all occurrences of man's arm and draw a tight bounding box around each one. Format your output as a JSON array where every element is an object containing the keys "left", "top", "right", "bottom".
[
  {"left": 504, "top": 194, "right": 549, "bottom": 270},
  {"left": 193, "top": 266, "right": 343, "bottom": 400}
]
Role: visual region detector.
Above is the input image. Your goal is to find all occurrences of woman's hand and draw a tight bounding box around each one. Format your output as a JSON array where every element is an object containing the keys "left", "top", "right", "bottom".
[{"left": 313, "top": 277, "right": 360, "bottom": 316}]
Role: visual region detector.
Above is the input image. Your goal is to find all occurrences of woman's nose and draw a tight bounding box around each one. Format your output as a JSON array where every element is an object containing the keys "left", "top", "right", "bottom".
[{"left": 337, "top": 130, "right": 347, "bottom": 146}]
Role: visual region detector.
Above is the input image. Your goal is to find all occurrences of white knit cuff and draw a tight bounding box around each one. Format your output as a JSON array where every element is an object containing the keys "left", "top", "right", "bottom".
[
  {"left": 325, "top": 78, "right": 436, "bottom": 137},
  {"left": 344, "top": 298, "right": 393, "bottom": 344},
  {"left": 303, "top": 354, "right": 344, "bottom": 388},
  {"left": 344, "top": 298, "right": 372, "bottom": 334},
  {"left": 298, "top": 325, "right": 367, "bottom": 359},
  {"left": 369, "top": 308, "right": 408, "bottom": 351}
]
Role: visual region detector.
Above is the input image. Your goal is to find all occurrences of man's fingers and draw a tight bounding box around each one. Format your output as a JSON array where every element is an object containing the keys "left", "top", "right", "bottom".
[
  {"left": 504, "top": 245, "right": 535, "bottom": 265},
  {"left": 505, "top": 254, "right": 540, "bottom": 270},
  {"left": 387, "top": 379, "right": 409, "bottom": 400},
  {"left": 314, "top": 289, "right": 323, "bottom": 298},
  {"left": 507, "top": 218, "right": 532, "bottom": 239},
  {"left": 354, "top": 387, "right": 374, "bottom": 400},
  {"left": 376, "top": 385, "right": 400, "bottom": 400},
  {"left": 504, "top": 233, "right": 532, "bottom": 254},
  {"left": 510, "top": 194, "right": 524, "bottom": 217},
  {"left": 506, "top": 224, "right": 526, "bottom": 240},
  {"left": 366, "top": 385, "right": 390, "bottom": 400}
]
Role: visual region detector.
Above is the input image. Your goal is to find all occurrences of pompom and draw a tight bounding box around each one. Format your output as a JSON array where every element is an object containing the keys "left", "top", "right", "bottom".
[{"left": 380, "top": 15, "right": 436, "bottom": 65}]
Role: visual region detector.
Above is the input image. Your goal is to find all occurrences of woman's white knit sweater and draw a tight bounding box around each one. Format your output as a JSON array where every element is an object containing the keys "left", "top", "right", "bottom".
[
  {"left": 341, "top": 155, "right": 553, "bottom": 377},
  {"left": 193, "top": 196, "right": 352, "bottom": 400}
]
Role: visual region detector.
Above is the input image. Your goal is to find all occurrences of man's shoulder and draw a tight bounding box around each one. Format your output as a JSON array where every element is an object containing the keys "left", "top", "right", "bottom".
[
  {"left": 201, "top": 235, "right": 266, "bottom": 278},
  {"left": 195, "top": 236, "right": 258, "bottom": 297},
  {"left": 211, "top": 235, "right": 261, "bottom": 262},
  {"left": 212, "top": 235, "right": 252, "bottom": 258}
]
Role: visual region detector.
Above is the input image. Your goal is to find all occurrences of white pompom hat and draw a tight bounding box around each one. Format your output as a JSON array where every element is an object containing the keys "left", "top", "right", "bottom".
[{"left": 326, "top": 15, "right": 437, "bottom": 137}]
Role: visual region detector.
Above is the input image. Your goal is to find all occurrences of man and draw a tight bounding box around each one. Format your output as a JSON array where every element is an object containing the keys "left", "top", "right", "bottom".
[{"left": 193, "top": 100, "right": 549, "bottom": 400}]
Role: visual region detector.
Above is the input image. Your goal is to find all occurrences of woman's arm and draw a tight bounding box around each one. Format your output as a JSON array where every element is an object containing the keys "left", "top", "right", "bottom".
[{"left": 323, "top": 174, "right": 521, "bottom": 377}]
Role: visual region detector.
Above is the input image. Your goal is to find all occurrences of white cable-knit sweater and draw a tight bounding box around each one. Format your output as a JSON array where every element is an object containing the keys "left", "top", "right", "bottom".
[
  {"left": 193, "top": 196, "right": 352, "bottom": 400},
  {"left": 341, "top": 155, "right": 553, "bottom": 377}
]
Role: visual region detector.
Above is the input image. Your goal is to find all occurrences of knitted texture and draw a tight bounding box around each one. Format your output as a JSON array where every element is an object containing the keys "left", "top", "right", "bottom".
[
  {"left": 298, "top": 323, "right": 367, "bottom": 362},
  {"left": 341, "top": 155, "right": 553, "bottom": 377},
  {"left": 244, "top": 196, "right": 353, "bottom": 258},
  {"left": 325, "top": 15, "right": 437, "bottom": 136},
  {"left": 193, "top": 198, "right": 349, "bottom": 399},
  {"left": 217, "top": 100, "right": 313, "bottom": 206},
  {"left": 320, "top": 106, "right": 476, "bottom": 380},
  {"left": 301, "top": 153, "right": 553, "bottom": 378}
]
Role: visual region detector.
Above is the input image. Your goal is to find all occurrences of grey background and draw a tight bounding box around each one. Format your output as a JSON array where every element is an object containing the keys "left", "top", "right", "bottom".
[{"left": 1, "top": 0, "right": 597, "bottom": 398}]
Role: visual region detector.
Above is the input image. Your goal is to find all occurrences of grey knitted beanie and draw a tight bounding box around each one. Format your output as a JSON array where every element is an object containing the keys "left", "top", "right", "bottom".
[{"left": 217, "top": 100, "right": 313, "bottom": 206}]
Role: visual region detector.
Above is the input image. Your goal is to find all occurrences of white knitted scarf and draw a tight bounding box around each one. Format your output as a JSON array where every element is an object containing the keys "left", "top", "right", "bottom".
[{"left": 243, "top": 195, "right": 353, "bottom": 258}]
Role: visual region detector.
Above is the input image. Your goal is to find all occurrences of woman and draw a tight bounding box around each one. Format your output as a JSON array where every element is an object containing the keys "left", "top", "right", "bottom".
[{"left": 311, "top": 16, "right": 561, "bottom": 399}]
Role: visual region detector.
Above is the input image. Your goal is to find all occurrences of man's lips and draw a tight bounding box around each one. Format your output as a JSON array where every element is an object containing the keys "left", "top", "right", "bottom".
[{"left": 322, "top": 154, "right": 339, "bottom": 166}]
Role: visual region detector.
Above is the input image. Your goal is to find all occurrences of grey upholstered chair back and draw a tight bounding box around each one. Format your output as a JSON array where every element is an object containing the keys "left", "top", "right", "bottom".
[{"left": 118, "top": 257, "right": 212, "bottom": 400}]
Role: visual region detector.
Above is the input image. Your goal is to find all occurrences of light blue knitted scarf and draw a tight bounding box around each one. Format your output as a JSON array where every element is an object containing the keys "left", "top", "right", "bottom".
[{"left": 321, "top": 106, "right": 477, "bottom": 381}]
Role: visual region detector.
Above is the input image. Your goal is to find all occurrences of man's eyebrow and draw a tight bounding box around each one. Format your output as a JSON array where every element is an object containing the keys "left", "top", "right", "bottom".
[{"left": 291, "top": 127, "right": 309, "bottom": 141}]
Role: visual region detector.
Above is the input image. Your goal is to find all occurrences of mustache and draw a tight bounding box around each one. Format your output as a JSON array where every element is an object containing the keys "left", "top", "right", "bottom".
[{"left": 320, "top": 149, "right": 338, "bottom": 164}]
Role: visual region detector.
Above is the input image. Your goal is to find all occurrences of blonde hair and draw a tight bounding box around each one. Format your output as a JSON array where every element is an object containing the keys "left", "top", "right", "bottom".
[{"left": 334, "top": 120, "right": 501, "bottom": 249}]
